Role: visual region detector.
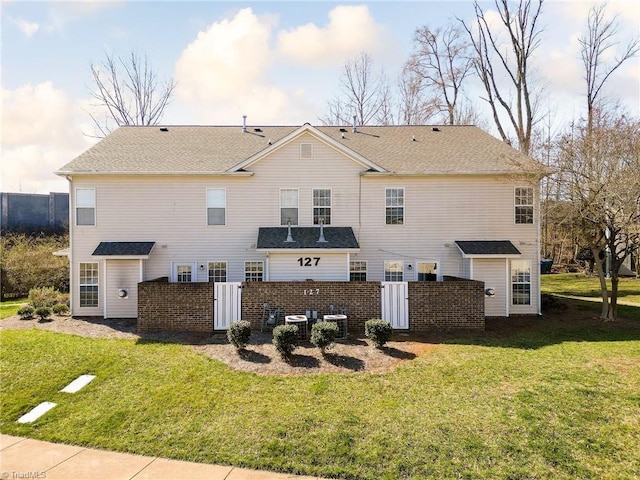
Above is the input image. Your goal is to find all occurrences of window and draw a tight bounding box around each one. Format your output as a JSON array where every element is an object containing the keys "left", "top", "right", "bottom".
[
  {"left": 350, "top": 261, "right": 367, "bottom": 281},
  {"left": 511, "top": 260, "right": 531, "bottom": 305},
  {"left": 245, "top": 261, "right": 264, "bottom": 282},
  {"left": 385, "top": 188, "right": 404, "bottom": 225},
  {"left": 515, "top": 187, "right": 534, "bottom": 224},
  {"left": 300, "top": 143, "right": 313, "bottom": 159},
  {"left": 280, "top": 189, "right": 298, "bottom": 225},
  {"left": 207, "top": 188, "right": 226, "bottom": 225},
  {"left": 417, "top": 262, "right": 438, "bottom": 281},
  {"left": 208, "top": 262, "right": 227, "bottom": 282},
  {"left": 384, "top": 261, "right": 404, "bottom": 281},
  {"left": 76, "top": 188, "right": 96, "bottom": 226},
  {"left": 79, "top": 262, "right": 99, "bottom": 307},
  {"left": 176, "top": 265, "right": 193, "bottom": 283},
  {"left": 313, "top": 189, "right": 332, "bottom": 225}
]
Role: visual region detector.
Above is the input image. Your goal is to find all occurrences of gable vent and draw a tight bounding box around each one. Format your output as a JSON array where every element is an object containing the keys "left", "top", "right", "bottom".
[{"left": 300, "top": 143, "right": 313, "bottom": 159}]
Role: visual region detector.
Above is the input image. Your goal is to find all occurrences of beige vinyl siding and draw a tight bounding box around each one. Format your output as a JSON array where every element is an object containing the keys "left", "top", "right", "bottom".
[
  {"left": 105, "top": 259, "right": 140, "bottom": 318},
  {"left": 473, "top": 259, "right": 508, "bottom": 317},
  {"left": 268, "top": 253, "right": 348, "bottom": 281}
]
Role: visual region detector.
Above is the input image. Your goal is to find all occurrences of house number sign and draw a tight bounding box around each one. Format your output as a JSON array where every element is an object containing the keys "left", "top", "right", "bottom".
[{"left": 297, "top": 257, "right": 320, "bottom": 266}]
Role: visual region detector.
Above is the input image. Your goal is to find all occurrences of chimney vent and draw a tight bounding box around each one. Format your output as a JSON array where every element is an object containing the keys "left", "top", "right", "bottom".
[
  {"left": 242, "top": 115, "right": 247, "bottom": 133},
  {"left": 352, "top": 115, "right": 357, "bottom": 133}
]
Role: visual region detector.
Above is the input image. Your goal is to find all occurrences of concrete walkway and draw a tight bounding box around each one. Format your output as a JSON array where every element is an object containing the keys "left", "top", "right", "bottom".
[
  {"left": 0, "top": 434, "right": 324, "bottom": 480},
  {"left": 553, "top": 294, "right": 639, "bottom": 307}
]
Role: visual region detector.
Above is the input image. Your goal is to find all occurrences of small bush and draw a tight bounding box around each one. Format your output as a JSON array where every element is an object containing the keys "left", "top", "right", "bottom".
[
  {"left": 365, "top": 319, "right": 393, "bottom": 348},
  {"left": 310, "top": 321, "right": 339, "bottom": 353},
  {"left": 29, "top": 286, "right": 62, "bottom": 308},
  {"left": 227, "top": 320, "right": 252, "bottom": 349},
  {"left": 17, "top": 305, "right": 35, "bottom": 320},
  {"left": 272, "top": 324, "right": 299, "bottom": 359},
  {"left": 35, "top": 306, "right": 52, "bottom": 322},
  {"left": 52, "top": 303, "right": 70, "bottom": 316}
]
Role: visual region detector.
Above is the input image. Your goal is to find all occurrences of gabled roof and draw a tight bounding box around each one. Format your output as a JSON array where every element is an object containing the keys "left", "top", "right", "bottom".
[
  {"left": 256, "top": 227, "right": 359, "bottom": 251},
  {"left": 455, "top": 240, "right": 521, "bottom": 258},
  {"left": 56, "top": 124, "right": 542, "bottom": 176}
]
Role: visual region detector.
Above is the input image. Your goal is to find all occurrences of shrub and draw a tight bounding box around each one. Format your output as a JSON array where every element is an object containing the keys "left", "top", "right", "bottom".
[
  {"left": 29, "top": 286, "right": 62, "bottom": 308},
  {"left": 365, "top": 319, "right": 393, "bottom": 348},
  {"left": 35, "top": 306, "right": 52, "bottom": 322},
  {"left": 272, "top": 324, "right": 299, "bottom": 359},
  {"left": 227, "top": 320, "right": 252, "bottom": 349},
  {"left": 17, "top": 305, "right": 35, "bottom": 320},
  {"left": 52, "top": 303, "right": 70, "bottom": 316},
  {"left": 310, "top": 321, "right": 339, "bottom": 353}
]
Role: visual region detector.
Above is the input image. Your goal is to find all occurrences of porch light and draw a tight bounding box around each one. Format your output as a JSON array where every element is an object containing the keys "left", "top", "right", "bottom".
[{"left": 485, "top": 288, "right": 496, "bottom": 297}]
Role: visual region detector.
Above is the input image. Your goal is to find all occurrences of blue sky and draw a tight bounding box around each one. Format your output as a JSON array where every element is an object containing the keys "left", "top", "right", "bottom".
[{"left": 2, "top": 1, "right": 639, "bottom": 193}]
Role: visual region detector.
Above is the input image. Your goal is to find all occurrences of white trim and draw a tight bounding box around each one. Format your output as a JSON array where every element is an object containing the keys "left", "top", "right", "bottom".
[
  {"left": 256, "top": 248, "right": 360, "bottom": 253},
  {"left": 206, "top": 187, "right": 226, "bottom": 226},
  {"left": 415, "top": 259, "right": 441, "bottom": 281},
  {"left": 349, "top": 259, "right": 368, "bottom": 281},
  {"left": 139, "top": 259, "right": 144, "bottom": 282},
  {"left": 312, "top": 188, "right": 332, "bottom": 225},
  {"left": 207, "top": 260, "right": 228, "bottom": 283},
  {"left": 103, "top": 260, "right": 108, "bottom": 319},
  {"left": 514, "top": 185, "right": 534, "bottom": 225},
  {"left": 244, "top": 260, "right": 265, "bottom": 282},
  {"left": 384, "top": 260, "right": 404, "bottom": 282},
  {"left": 75, "top": 187, "right": 96, "bottom": 226},
  {"left": 279, "top": 188, "right": 299, "bottom": 226},
  {"left": 505, "top": 259, "right": 510, "bottom": 316},
  {"left": 171, "top": 262, "right": 196, "bottom": 283},
  {"left": 470, "top": 258, "right": 474, "bottom": 280},
  {"left": 228, "top": 125, "right": 386, "bottom": 173},
  {"left": 385, "top": 187, "right": 405, "bottom": 226},
  {"left": 93, "top": 254, "right": 151, "bottom": 260}
]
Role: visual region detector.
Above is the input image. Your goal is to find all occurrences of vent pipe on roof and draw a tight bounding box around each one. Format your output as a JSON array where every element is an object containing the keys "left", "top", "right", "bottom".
[
  {"left": 285, "top": 220, "right": 295, "bottom": 243},
  {"left": 352, "top": 115, "right": 357, "bottom": 133},
  {"left": 242, "top": 115, "right": 247, "bottom": 133},
  {"left": 317, "top": 218, "right": 327, "bottom": 243}
]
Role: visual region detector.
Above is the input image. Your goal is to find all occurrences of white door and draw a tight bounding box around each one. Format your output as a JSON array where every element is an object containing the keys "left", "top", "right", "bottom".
[
  {"left": 214, "top": 282, "right": 242, "bottom": 331},
  {"left": 381, "top": 282, "right": 409, "bottom": 329}
]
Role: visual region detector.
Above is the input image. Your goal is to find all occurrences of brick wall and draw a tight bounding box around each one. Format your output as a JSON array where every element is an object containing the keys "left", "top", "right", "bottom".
[
  {"left": 138, "top": 278, "right": 213, "bottom": 333},
  {"left": 138, "top": 277, "right": 485, "bottom": 333}
]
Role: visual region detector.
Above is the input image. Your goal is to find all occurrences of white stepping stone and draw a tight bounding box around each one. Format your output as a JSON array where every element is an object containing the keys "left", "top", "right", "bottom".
[
  {"left": 60, "top": 374, "right": 96, "bottom": 393},
  {"left": 17, "top": 402, "right": 57, "bottom": 423}
]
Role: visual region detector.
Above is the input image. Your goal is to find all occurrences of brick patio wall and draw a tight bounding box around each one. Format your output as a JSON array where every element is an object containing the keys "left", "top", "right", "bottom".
[
  {"left": 138, "top": 277, "right": 213, "bottom": 333},
  {"left": 138, "top": 277, "right": 485, "bottom": 333}
]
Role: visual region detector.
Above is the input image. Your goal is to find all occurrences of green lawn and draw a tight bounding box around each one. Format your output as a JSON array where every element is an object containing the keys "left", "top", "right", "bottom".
[
  {"left": 0, "top": 299, "right": 27, "bottom": 320},
  {"left": 541, "top": 273, "right": 640, "bottom": 304},
  {"left": 2, "top": 315, "right": 640, "bottom": 479}
]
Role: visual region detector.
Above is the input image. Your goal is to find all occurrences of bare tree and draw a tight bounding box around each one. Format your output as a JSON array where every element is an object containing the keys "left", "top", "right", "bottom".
[
  {"left": 579, "top": 4, "right": 640, "bottom": 132},
  {"left": 460, "top": 0, "right": 544, "bottom": 154},
  {"left": 321, "top": 52, "right": 389, "bottom": 126},
  {"left": 405, "top": 24, "right": 474, "bottom": 125},
  {"left": 89, "top": 51, "right": 176, "bottom": 136},
  {"left": 557, "top": 109, "right": 640, "bottom": 321},
  {"left": 397, "top": 68, "right": 437, "bottom": 125}
]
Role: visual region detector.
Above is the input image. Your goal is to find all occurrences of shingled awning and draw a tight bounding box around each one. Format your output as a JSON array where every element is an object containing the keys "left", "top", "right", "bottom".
[
  {"left": 92, "top": 242, "right": 155, "bottom": 258},
  {"left": 455, "top": 240, "right": 521, "bottom": 258},
  {"left": 257, "top": 227, "right": 359, "bottom": 251}
]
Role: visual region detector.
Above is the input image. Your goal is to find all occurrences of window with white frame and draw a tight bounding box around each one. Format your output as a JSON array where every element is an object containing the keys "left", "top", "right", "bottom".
[
  {"left": 76, "top": 188, "right": 96, "bottom": 226},
  {"left": 175, "top": 265, "right": 193, "bottom": 283},
  {"left": 208, "top": 261, "right": 227, "bottom": 282},
  {"left": 207, "top": 188, "right": 226, "bottom": 225},
  {"left": 245, "top": 261, "right": 264, "bottom": 282},
  {"left": 79, "top": 262, "right": 99, "bottom": 307},
  {"left": 417, "top": 262, "right": 438, "bottom": 281},
  {"left": 280, "top": 189, "right": 298, "bottom": 225},
  {"left": 515, "top": 187, "right": 534, "bottom": 224},
  {"left": 385, "top": 188, "right": 404, "bottom": 225},
  {"left": 384, "top": 261, "right": 404, "bottom": 281},
  {"left": 349, "top": 261, "right": 367, "bottom": 281},
  {"left": 313, "top": 189, "right": 332, "bottom": 225},
  {"left": 511, "top": 260, "right": 531, "bottom": 305}
]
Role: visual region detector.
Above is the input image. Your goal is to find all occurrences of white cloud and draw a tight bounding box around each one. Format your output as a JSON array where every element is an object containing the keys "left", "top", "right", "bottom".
[
  {"left": 11, "top": 17, "right": 39, "bottom": 37},
  {"left": 1, "top": 82, "right": 97, "bottom": 193},
  {"left": 277, "top": 5, "right": 389, "bottom": 67}
]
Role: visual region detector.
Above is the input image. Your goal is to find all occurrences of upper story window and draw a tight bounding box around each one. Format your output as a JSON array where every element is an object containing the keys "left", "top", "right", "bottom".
[
  {"left": 385, "top": 188, "right": 404, "bottom": 225},
  {"left": 350, "top": 261, "right": 367, "bottom": 281},
  {"left": 208, "top": 261, "right": 227, "bottom": 282},
  {"left": 79, "top": 262, "right": 99, "bottom": 307},
  {"left": 515, "top": 187, "right": 534, "bottom": 224},
  {"left": 511, "top": 260, "right": 531, "bottom": 305},
  {"left": 207, "top": 188, "right": 226, "bottom": 225},
  {"left": 313, "top": 189, "right": 332, "bottom": 225},
  {"left": 76, "top": 188, "right": 96, "bottom": 226},
  {"left": 300, "top": 143, "right": 313, "bottom": 159},
  {"left": 280, "top": 189, "right": 299, "bottom": 225},
  {"left": 384, "top": 261, "right": 404, "bottom": 281},
  {"left": 245, "top": 261, "right": 264, "bottom": 282}
]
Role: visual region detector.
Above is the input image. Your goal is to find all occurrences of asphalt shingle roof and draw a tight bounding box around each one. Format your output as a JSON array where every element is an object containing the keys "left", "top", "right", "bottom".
[
  {"left": 455, "top": 240, "right": 521, "bottom": 256},
  {"left": 92, "top": 242, "right": 156, "bottom": 256},
  {"left": 257, "top": 227, "right": 359, "bottom": 250},
  {"left": 57, "top": 124, "right": 542, "bottom": 176}
]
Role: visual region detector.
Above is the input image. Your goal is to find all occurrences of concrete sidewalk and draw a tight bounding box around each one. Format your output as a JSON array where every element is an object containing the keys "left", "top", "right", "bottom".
[{"left": 0, "top": 434, "right": 323, "bottom": 480}]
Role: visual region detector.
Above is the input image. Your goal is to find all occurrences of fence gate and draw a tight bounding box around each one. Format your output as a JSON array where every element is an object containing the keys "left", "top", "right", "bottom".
[
  {"left": 381, "top": 282, "right": 409, "bottom": 329},
  {"left": 214, "top": 282, "right": 242, "bottom": 331}
]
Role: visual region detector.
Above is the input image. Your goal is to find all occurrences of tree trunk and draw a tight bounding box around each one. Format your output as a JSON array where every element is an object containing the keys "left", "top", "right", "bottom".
[
  {"left": 607, "top": 274, "right": 619, "bottom": 321},
  {"left": 591, "top": 247, "right": 609, "bottom": 319}
]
